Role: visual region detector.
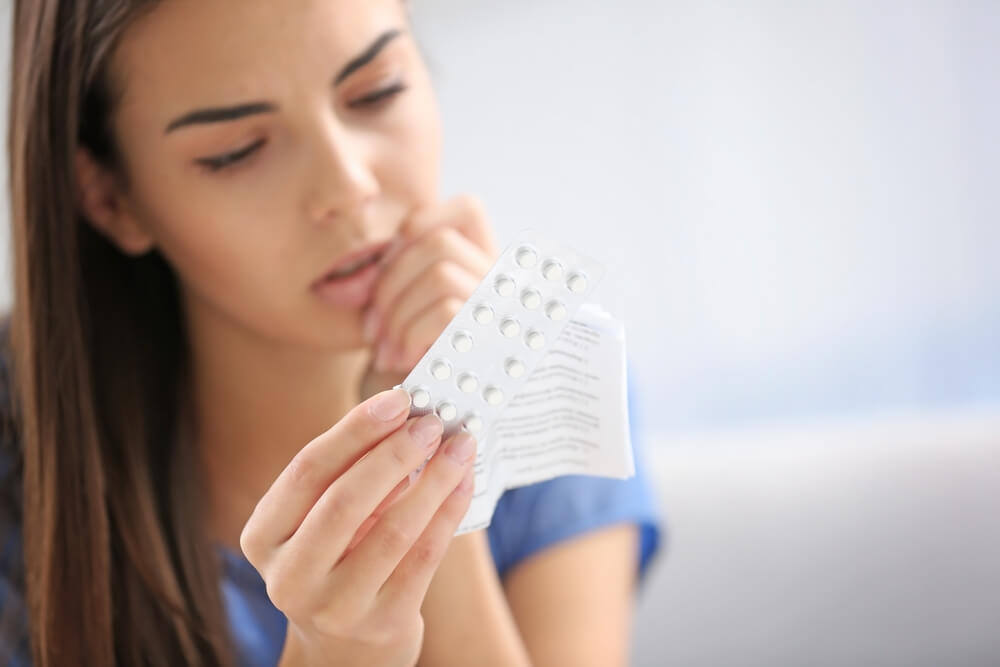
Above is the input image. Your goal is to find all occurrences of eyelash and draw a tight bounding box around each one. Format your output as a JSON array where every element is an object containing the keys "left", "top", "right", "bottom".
[{"left": 197, "top": 83, "right": 409, "bottom": 173}]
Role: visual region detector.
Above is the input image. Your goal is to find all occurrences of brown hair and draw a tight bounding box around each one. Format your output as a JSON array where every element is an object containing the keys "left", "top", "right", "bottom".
[{"left": 6, "top": 1, "right": 233, "bottom": 664}]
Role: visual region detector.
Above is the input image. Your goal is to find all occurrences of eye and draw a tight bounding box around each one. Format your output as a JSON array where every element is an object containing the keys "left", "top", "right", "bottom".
[
  {"left": 347, "top": 82, "right": 408, "bottom": 111},
  {"left": 196, "top": 138, "right": 266, "bottom": 172}
]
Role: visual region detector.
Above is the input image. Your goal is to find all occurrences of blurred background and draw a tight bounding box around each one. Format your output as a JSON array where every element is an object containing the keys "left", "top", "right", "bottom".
[{"left": 3, "top": 1, "right": 999, "bottom": 665}]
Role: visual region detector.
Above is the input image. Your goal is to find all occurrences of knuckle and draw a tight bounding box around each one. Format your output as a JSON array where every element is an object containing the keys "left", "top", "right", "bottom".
[
  {"left": 429, "top": 260, "right": 455, "bottom": 288},
  {"left": 388, "top": 437, "right": 415, "bottom": 469},
  {"left": 442, "top": 296, "right": 464, "bottom": 319},
  {"left": 377, "top": 519, "right": 415, "bottom": 559},
  {"left": 238, "top": 522, "right": 262, "bottom": 564},
  {"left": 410, "top": 538, "right": 440, "bottom": 568},
  {"left": 263, "top": 564, "right": 300, "bottom": 614},
  {"left": 285, "top": 452, "right": 320, "bottom": 488},
  {"left": 323, "top": 485, "right": 357, "bottom": 525},
  {"left": 458, "top": 194, "right": 487, "bottom": 221}
]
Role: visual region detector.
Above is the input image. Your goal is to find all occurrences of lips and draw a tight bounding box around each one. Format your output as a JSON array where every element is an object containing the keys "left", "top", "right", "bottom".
[{"left": 311, "top": 240, "right": 393, "bottom": 309}]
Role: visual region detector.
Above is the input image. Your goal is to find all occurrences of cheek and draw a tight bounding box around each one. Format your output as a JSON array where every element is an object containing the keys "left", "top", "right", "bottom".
[{"left": 139, "top": 188, "right": 301, "bottom": 320}]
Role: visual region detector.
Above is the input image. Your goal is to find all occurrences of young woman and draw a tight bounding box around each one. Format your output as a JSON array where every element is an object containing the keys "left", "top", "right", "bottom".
[{"left": 0, "top": 1, "right": 661, "bottom": 665}]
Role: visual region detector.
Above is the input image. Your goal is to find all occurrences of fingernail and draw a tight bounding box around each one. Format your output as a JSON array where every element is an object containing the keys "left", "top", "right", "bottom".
[
  {"left": 369, "top": 388, "right": 411, "bottom": 422},
  {"left": 409, "top": 414, "right": 443, "bottom": 447},
  {"left": 445, "top": 433, "right": 476, "bottom": 463},
  {"left": 362, "top": 309, "right": 379, "bottom": 344}
]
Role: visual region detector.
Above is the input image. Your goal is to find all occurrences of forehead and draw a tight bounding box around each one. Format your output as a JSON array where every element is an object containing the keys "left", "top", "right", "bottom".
[{"left": 112, "top": 0, "right": 406, "bottom": 121}]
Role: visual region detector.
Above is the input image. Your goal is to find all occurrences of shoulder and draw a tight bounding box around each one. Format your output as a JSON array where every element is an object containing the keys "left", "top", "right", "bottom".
[
  {"left": 487, "top": 462, "right": 663, "bottom": 582},
  {"left": 486, "top": 371, "right": 665, "bottom": 582}
]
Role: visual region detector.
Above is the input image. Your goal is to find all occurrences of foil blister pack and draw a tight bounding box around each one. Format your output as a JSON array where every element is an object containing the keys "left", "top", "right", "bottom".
[{"left": 396, "top": 232, "right": 605, "bottom": 441}]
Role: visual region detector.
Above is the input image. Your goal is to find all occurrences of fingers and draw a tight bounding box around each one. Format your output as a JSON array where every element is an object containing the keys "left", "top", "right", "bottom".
[
  {"left": 366, "top": 226, "right": 491, "bottom": 345},
  {"left": 240, "top": 388, "right": 413, "bottom": 561},
  {"left": 335, "top": 431, "right": 477, "bottom": 606},
  {"left": 284, "top": 413, "right": 446, "bottom": 581},
  {"left": 402, "top": 194, "right": 497, "bottom": 257},
  {"left": 374, "top": 260, "right": 478, "bottom": 372},
  {"left": 341, "top": 474, "right": 412, "bottom": 558},
  {"left": 389, "top": 296, "right": 465, "bottom": 371}
]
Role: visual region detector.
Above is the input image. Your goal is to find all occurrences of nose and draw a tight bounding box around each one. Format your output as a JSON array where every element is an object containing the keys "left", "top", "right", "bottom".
[{"left": 304, "top": 118, "right": 380, "bottom": 224}]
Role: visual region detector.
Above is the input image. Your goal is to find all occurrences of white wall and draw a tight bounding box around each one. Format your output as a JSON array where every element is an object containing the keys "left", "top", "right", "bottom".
[{"left": 411, "top": 0, "right": 1000, "bottom": 436}]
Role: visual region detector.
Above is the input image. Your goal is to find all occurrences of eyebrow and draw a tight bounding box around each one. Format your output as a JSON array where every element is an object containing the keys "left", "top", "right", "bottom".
[{"left": 164, "top": 28, "right": 403, "bottom": 134}]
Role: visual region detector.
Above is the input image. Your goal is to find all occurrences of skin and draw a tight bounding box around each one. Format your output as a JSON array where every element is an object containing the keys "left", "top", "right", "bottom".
[{"left": 73, "top": 0, "right": 638, "bottom": 665}]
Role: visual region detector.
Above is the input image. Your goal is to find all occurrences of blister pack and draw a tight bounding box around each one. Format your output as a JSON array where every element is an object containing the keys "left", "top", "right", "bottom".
[{"left": 396, "top": 233, "right": 605, "bottom": 441}]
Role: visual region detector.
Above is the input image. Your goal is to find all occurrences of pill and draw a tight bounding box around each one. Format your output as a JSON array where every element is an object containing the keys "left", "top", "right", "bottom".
[
  {"left": 516, "top": 246, "right": 538, "bottom": 268},
  {"left": 411, "top": 388, "right": 431, "bottom": 409},
  {"left": 545, "top": 301, "right": 567, "bottom": 321},
  {"left": 473, "top": 304, "right": 495, "bottom": 324},
  {"left": 520, "top": 289, "right": 541, "bottom": 310},
  {"left": 457, "top": 373, "right": 479, "bottom": 393},
  {"left": 504, "top": 358, "right": 526, "bottom": 378},
  {"left": 452, "top": 332, "right": 473, "bottom": 352},
  {"left": 483, "top": 386, "right": 504, "bottom": 406},
  {"left": 525, "top": 330, "right": 545, "bottom": 350},
  {"left": 430, "top": 360, "right": 452, "bottom": 380},
  {"left": 567, "top": 272, "right": 588, "bottom": 293},
  {"left": 500, "top": 318, "right": 520, "bottom": 338},
  {"left": 542, "top": 260, "right": 563, "bottom": 281},
  {"left": 436, "top": 402, "right": 457, "bottom": 421},
  {"left": 494, "top": 275, "right": 516, "bottom": 297},
  {"left": 463, "top": 414, "right": 483, "bottom": 434}
]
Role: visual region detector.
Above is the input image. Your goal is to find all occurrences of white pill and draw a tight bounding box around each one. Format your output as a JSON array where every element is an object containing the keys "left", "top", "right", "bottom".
[
  {"left": 542, "top": 260, "right": 563, "bottom": 281},
  {"left": 430, "top": 360, "right": 452, "bottom": 380},
  {"left": 545, "top": 301, "right": 567, "bottom": 321},
  {"left": 494, "top": 275, "right": 516, "bottom": 297},
  {"left": 504, "top": 358, "right": 526, "bottom": 379},
  {"left": 567, "top": 272, "right": 588, "bottom": 293},
  {"left": 520, "top": 289, "right": 541, "bottom": 310},
  {"left": 473, "top": 304, "right": 495, "bottom": 324},
  {"left": 516, "top": 246, "right": 538, "bottom": 268},
  {"left": 463, "top": 414, "right": 483, "bottom": 434},
  {"left": 436, "top": 402, "right": 457, "bottom": 421},
  {"left": 411, "top": 388, "right": 431, "bottom": 409},
  {"left": 457, "top": 373, "right": 479, "bottom": 393},
  {"left": 500, "top": 318, "right": 520, "bottom": 338},
  {"left": 483, "top": 386, "right": 504, "bottom": 406},
  {"left": 452, "top": 332, "right": 473, "bottom": 352},
  {"left": 525, "top": 330, "right": 545, "bottom": 350}
]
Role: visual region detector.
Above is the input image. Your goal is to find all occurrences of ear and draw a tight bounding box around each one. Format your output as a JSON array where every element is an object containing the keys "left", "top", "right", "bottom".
[{"left": 74, "top": 148, "right": 156, "bottom": 256}]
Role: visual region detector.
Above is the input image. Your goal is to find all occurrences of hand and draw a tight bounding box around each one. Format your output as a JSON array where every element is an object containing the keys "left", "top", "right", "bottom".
[
  {"left": 360, "top": 195, "right": 496, "bottom": 399},
  {"left": 240, "top": 388, "right": 478, "bottom": 667}
]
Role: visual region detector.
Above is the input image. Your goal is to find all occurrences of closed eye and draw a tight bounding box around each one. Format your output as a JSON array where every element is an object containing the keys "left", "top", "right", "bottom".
[
  {"left": 347, "top": 82, "right": 408, "bottom": 110},
  {"left": 196, "top": 138, "right": 266, "bottom": 172}
]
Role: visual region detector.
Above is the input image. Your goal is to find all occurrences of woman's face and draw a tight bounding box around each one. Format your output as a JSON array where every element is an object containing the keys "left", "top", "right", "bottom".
[{"left": 107, "top": 0, "right": 441, "bottom": 350}]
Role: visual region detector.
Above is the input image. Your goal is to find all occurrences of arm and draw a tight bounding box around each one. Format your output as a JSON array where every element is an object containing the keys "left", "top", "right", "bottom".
[
  {"left": 418, "top": 531, "right": 532, "bottom": 667},
  {"left": 503, "top": 524, "right": 639, "bottom": 667}
]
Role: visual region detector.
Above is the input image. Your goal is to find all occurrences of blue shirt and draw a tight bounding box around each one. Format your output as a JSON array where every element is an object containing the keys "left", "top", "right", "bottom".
[{"left": 0, "top": 359, "right": 662, "bottom": 666}]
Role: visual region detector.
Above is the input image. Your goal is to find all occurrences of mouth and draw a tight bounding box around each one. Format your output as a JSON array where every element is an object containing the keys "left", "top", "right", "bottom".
[{"left": 314, "top": 241, "right": 392, "bottom": 286}]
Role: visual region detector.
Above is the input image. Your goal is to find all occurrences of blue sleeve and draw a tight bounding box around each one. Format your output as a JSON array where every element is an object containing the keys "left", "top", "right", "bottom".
[
  {"left": 486, "top": 370, "right": 664, "bottom": 582},
  {"left": 0, "top": 453, "right": 31, "bottom": 667},
  {"left": 0, "top": 531, "right": 30, "bottom": 667}
]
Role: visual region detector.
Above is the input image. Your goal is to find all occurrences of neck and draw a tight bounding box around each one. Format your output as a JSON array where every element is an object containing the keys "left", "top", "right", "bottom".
[{"left": 183, "top": 297, "right": 371, "bottom": 552}]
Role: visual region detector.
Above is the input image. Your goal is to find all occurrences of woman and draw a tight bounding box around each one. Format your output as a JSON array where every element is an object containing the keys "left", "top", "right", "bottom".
[{"left": 0, "top": 0, "right": 661, "bottom": 665}]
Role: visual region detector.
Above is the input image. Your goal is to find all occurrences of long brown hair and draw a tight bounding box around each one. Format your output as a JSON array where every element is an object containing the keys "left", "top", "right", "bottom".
[{"left": 6, "top": 1, "right": 233, "bottom": 664}]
